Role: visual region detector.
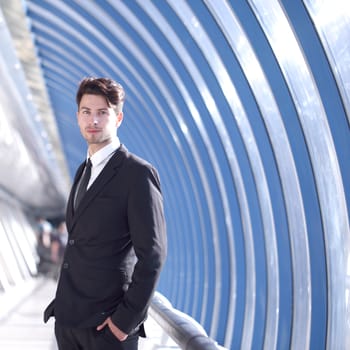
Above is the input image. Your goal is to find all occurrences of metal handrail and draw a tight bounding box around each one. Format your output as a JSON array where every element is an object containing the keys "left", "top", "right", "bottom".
[{"left": 149, "top": 292, "right": 227, "bottom": 350}]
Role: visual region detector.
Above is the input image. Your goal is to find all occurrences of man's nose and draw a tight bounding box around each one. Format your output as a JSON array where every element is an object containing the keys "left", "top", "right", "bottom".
[{"left": 91, "top": 113, "right": 98, "bottom": 125}]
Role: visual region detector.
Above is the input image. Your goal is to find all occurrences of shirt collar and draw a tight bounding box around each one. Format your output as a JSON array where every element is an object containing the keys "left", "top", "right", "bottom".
[{"left": 88, "top": 137, "right": 120, "bottom": 167}]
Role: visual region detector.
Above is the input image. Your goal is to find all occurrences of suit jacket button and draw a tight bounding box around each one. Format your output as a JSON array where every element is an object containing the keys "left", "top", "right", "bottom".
[
  {"left": 63, "top": 262, "right": 69, "bottom": 269},
  {"left": 69, "top": 239, "right": 75, "bottom": 245}
]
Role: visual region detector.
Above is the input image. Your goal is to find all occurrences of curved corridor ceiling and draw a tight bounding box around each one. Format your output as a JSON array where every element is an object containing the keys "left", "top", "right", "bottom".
[{"left": 1, "top": 1, "right": 349, "bottom": 349}]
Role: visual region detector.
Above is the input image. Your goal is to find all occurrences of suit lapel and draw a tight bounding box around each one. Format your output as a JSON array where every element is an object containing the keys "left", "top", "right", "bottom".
[
  {"left": 66, "top": 162, "right": 85, "bottom": 231},
  {"left": 68, "top": 145, "right": 127, "bottom": 231}
]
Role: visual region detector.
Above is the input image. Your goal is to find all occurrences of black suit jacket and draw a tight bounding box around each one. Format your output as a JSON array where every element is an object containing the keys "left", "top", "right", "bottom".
[{"left": 44, "top": 145, "right": 167, "bottom": 335}]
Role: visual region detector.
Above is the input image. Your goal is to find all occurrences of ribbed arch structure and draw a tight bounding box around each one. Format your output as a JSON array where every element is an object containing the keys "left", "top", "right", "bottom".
[{"left": 1, "top": 1, "right": 348, "bottom": 349}]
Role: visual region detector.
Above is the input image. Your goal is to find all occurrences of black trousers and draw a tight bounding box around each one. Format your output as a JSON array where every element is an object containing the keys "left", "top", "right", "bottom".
[{"left": 55, "top": 322, "right": 139, "bottom": 350}]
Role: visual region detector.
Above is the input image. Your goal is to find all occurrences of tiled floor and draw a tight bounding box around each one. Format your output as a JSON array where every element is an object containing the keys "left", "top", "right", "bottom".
[
  {"left": 0, "top": 277, "right": 179, "bottom": 350},
  {"left": 0, "top": 278, "right": 58, "bottom": 350}
]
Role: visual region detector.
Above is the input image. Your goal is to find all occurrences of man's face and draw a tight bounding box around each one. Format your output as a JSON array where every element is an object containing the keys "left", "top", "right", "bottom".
[{"left": 77, "top": 94, "right": 123, "bottom": 154}]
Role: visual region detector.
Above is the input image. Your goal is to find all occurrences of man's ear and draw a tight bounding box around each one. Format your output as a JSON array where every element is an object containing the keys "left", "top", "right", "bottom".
[{"left": 116, "top": 112, "right": 123, "bottom": 127}]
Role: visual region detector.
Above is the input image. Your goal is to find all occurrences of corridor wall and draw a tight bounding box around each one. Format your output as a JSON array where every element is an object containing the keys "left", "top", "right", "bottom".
[{"left": 0, "top": 6, "right": 67, "bottom": 294}]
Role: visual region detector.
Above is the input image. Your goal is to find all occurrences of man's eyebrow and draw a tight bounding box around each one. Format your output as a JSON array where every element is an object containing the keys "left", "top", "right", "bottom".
[{"left": 80, "top": 107, "right": 108, "bottom": 111}]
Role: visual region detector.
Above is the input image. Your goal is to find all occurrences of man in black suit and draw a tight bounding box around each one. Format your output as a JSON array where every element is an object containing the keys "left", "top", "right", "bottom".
[{"left": 44, "top": 77, "right": 167, "bottom": 350}]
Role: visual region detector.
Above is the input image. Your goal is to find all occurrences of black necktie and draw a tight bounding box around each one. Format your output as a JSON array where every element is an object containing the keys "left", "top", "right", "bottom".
[{"left": 75, "top": 158, "right": 92, "bottom": 209}]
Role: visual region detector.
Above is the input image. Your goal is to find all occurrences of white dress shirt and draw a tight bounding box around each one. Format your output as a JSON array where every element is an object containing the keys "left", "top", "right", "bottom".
[{"left": 87, "top": 137, "right": 121, "bottom": 190}]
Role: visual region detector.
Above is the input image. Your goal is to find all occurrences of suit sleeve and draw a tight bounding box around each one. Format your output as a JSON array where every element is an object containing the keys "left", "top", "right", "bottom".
[{"left": 111, "top": 164, "right": 167, "bottom": 333}]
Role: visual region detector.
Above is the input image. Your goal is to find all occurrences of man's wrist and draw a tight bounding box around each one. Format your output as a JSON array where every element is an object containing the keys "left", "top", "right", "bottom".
[{"left": 108, "top": 317, "right": 128, "bottom": 341}]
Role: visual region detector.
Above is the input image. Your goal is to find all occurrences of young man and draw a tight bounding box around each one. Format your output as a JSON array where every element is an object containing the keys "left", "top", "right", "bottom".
[{"left": 44, "top": 77, "right": 167, "bottom": 350}]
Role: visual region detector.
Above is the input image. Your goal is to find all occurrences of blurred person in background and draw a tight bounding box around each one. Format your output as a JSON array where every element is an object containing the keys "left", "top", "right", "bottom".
[
  {"left": 50, "top": 221, "right": 68, "bottom": 280},
  {"left": 35, "top": 217, "right": 54, "bottom": 276}
]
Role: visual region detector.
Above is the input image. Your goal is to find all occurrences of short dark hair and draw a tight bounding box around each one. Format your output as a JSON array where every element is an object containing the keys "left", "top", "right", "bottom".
[{"left": 76, "top": 77, "right": 125, "bottom": 113}]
